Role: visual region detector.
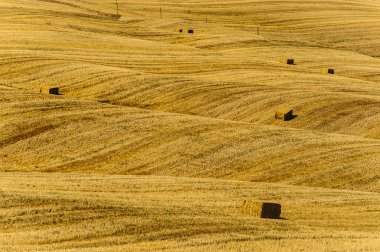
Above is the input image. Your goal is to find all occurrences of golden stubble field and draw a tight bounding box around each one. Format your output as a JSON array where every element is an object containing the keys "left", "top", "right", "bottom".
[
  {"left": 0, "top": 0, "right": 380, "bottom": 251},
  {"left": 1, "top": 173, "right": 380, "bottom": 252}
]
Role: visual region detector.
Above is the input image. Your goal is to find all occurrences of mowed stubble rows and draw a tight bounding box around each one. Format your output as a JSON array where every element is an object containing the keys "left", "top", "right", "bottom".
[
  {"left": 1, "top": 173, "right": 380, "bottom": 252},
  {"left": 1, "top": 0, "right": 380, "bottom": 138},
  {"left": 1, "top": 86, "right": 380, "bottom": 192},
  {"left": 0, "top": 0, "right": 380, "bottom": 251}
]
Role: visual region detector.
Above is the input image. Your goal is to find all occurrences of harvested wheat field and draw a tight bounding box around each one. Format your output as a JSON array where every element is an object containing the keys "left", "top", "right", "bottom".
[
  {"left": 1, "top": 173, "right": 380, "bottom": 252},
  {"left": 0, "top": 0, "right": 380, "bottom": 251}
]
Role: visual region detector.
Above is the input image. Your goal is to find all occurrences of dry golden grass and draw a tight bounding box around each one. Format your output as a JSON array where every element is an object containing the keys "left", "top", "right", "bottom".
[
  {"left": 1, "top": 172, "right": 380, "bottom": 252},
  {"left": 0, "top": 0, "right": 380, "bottom": 138},
  {"left": 1, "top": 0, "right": 380, "bottom": 251},
  {"left": 1, "top": 86, "right": 380, "bottom": 192}
]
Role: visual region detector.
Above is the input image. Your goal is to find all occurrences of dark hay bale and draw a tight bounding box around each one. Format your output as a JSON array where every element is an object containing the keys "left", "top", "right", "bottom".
[
  {"left": 275, "top": 109, "right": 294, "bottom": 121},
  {"left": 242, "top": 200, "right": 282, "bottom": 219},
  {"left": 49, "top": 88, "right": 60, "bottom": 95},
  {"left": 40, "top": 87, "right": 61, "bottom": 95},
  {"left": 322, "top": 68, "right": 335, "bottom": 74},
  {"left": 280, "top": 58, "right": 295, "bottom": 65}
]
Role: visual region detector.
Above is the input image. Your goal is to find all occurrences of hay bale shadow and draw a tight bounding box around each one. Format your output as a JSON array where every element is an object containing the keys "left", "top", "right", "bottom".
[
  {"left": 241, "top": 200, "right": 282, "bottom": 219},
  {"left": 275, "top": 109, "right": 297, "bottom": 121},
  {"left": 285, "top": 114, "right": 297, "bottom": 121}
]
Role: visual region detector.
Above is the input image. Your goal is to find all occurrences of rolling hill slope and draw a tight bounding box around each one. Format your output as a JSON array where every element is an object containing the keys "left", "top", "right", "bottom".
[
  {"left": 1, "top": 1, "right": 380, "bottom": 251},
  {"left": 1, "top": 173, "right": 380, "bottom": 252},
  {"left": 0, "top": 0, "right": 379, "bottom": 139},
  {"left": 1, "top": 86, "right": 380, "bottom": 192}
]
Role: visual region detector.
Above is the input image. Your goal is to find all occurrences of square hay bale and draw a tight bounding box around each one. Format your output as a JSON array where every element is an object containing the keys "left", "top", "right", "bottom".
[
  {"left": 40, "top": 87, "right": 60, "bottom": 95},
  {"left": 188, "top": 29, "right": 194, "bottom": 34},
  {"left": 322, "top": 68, "right": 335, "bottom": 74},
  {"left": 280, "top": 58, "right": 294, "bottom": 65},
  {"left": 275, "top": 109, "right": 294, "bottom": 121},
  {"left": 242, "top": 200, "right": 281, "bottom": 219},
  {"left": 176, "top": 29, "right": 183, "bottom": 33}
]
